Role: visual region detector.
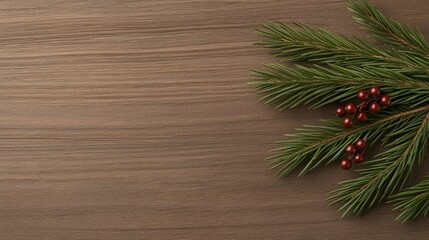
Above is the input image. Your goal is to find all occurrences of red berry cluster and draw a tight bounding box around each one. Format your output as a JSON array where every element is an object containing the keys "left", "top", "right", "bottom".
[
  {"left": 335, "top": 87, "right": 391, "bottom": 127},
  {"left": 340, "top": 138, "right": 366, "bottom": 170}
]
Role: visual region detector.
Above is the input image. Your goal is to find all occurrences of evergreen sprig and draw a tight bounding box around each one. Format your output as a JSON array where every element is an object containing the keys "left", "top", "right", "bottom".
[
  {"left": 349, "top": 0, "right": 429, "bottom": 54},
  {"left": 257, "top": 22, "right": 429, "bottom": 73},
  {"left": 329, "top": 112, "right": 429, "bottom": 217},
  {"left": 250, "top": 63, "right": 429, "bottom": 109},
  {"left": 390, "top": 177, "right": 429, "bottom": 222},
  {"left": 251, "top": 0, "right": 429, "bottom": 222}
]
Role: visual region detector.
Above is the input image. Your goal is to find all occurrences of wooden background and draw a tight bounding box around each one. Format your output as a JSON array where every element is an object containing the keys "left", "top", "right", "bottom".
[{"left": 1, "top": 0, "right": 429, "bottom": 239}]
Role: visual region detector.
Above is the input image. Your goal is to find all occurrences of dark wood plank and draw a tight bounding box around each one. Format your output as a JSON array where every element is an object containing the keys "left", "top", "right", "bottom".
[{"left": 0, "top": 0, "right": 428, "bottom": 239}]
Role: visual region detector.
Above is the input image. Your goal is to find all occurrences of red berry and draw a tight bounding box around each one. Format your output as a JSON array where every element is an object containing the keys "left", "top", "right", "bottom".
[
  {"left": 357, "top": 90, "right": 369, "bottom": 101},
  {"left": 355, "top": 139, "right": 366, "bottom": 149},
  {"left": 336, "top": 106, "right": 346, "bottom": 117},
  {"left": 345, "top": 103, "right": 357, "bottom": 114},
  {"left": 380, "top": 95, "right": 391, "bottom": 106},
  {"left": 369, "top": 102, "right": 381, "bottom": 113},
  {"left": 357, "top": 111, "right": 368, "bottom": 122},
  {"left": 370, "top": 87, "right": 381, "bottom": 96},
  {"left": 343, "top": 116, "right": 353, "bottom": 127},
  {"left": 345, "top": 144, "right": 356, "bottom": 155},
  {"left": 340, "top": 159, "right": 352, "bottom": 170},
  {"left": 353, "top": 153, "right": 364, "bottom": 164}
]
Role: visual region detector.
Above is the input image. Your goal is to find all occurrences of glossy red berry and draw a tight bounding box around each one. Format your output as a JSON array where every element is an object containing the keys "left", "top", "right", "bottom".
[
  {"left": 357, "top": 111, "right": 368, "bottom": 122},
  {"left": 345, "top": 144, "right": 356, "bottom": 155},
  {"left": 353, "top": 153, "right": 364, "bottom": 164},
  {"left": 369, "top": 102, "right": 381, "bottom": 113},
  {"left": 345, "top": 103, "right": 357, "bottom": 114},
  {"left": 336, "top": 106, "right": 346, "bottom": 117},
  {"left": 343, "top": 116, "right": 353, "bottom": 127},
  {"left": 341, "top": 159, "right": 352, "bottom": 170},
  {"left": 370, "top": 86, "right": 381, "bottom": 96},
  {"left": 355, "top": 139, "right": 366, "bottom": 149},
  {"left": 380, "top": 95, "right": 391, "bottom": 106},
  {"left": 357, "top": 90, "right": 369, "bottom": 101}
]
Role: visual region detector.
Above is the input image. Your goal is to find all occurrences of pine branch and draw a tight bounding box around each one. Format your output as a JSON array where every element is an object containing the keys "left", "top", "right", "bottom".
[
  {"left": 250, "top": 63, "right": 429, "bottom": 109},
  {"left": 268, "top": 106, "right": 429, "bottom": 177},
  {"left": 349, "top": 0, "right": 429, "bottom": 55},
  {"left": 328, "top": 112, "right": 429, "bottom": 217},
  {"left": 257, "top": 21, "right": 429, "bottom": 73},
  {"left": 251, "top": 0, "right": 429, "bottom": 222},
  {"left": 390, "top": 177, "right": 429, "bottom": 222}
]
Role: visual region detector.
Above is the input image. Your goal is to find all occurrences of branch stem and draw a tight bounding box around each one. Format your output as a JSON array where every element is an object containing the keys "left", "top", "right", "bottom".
[
  {"left": 277, "top": 105, "right": 429, "bottom": 166},
  {"left": 362, "top": 8, "right": 429, "bottom": 57},
  {"left": 279, "top": 38, "right": 429, "bottom": 74}
]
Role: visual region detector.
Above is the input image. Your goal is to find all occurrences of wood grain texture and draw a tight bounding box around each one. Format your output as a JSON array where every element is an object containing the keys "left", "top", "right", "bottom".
[{"left": 1, "top": 0, "right": 429, "bottom": 239}]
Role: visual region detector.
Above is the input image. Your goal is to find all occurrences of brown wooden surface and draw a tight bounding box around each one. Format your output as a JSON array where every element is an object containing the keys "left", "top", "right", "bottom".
[{"left": 1, "top": 0, "right": 429, "bottom": 239}]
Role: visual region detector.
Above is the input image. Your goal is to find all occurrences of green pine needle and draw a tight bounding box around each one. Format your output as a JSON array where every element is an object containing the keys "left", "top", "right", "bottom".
[
  {"left": 250, "top": 63, "right": 429, "bottom": 109},
  {"left": 328, "top": 112, "right": 429, "bottom": 217},
  {"left": 256, "top": 21, "right": 429, "bottom": 74},
  {"left": 349, "top": 0, "right": 429, "bottom": 54},
  {"left": 250, "top": 0, "right": 429, "bottom": 222},
  {"left": 390, "top": 177, "right": 429, "bottom": 222}
]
